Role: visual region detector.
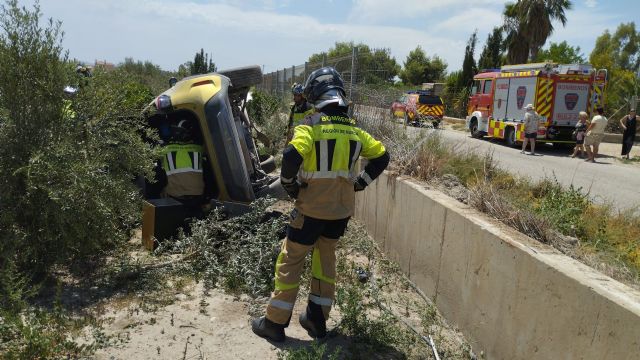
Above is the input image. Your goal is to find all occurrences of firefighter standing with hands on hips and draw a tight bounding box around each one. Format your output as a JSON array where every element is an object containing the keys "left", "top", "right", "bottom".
[
  {"left": 286, "top": 83, "right": 314, "bottom": 142},
  {"left": 252, "top": 67, "right": 390, "bottom": 342}
]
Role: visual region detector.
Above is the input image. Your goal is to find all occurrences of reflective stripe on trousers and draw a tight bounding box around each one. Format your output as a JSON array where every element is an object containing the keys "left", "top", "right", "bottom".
[{"left": 266, "top": 236, "right": 338, "bottom": 325}]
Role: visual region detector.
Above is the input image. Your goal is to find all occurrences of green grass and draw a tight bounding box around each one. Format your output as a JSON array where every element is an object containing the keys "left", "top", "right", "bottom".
[
  {"left": 277, "top": 342, "right": 341, "bottom": 360},
  {"left": 620, "top": 155, "right": 640, "bottom": 164}
]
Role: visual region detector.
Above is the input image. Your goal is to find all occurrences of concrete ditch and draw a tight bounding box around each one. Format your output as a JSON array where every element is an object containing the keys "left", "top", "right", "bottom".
[{"left": 354, "top": 172, "right": 640, "bottom": 359}]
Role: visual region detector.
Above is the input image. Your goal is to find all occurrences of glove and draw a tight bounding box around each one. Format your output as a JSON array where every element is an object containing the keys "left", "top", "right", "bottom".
[
  {"left": 281, "top": 177, "right": 300, "bottom": 199},
  {"left": 354, "top": 176, "right": 368, "bottom": 192}
]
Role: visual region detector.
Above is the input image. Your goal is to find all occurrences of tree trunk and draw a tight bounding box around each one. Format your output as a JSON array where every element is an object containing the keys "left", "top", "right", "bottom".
[{"left": 529, "top": 46, "right": 538, "bottom": 62}]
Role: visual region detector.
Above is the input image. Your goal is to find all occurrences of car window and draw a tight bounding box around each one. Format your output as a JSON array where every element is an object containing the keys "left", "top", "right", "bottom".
[
  {"left": 472, "top": 80, "right": 481, "bottom": 94},
  {"left": 418, "top": 95, "right": 442, "bottom": 105},
  {"left": 483, "top": 80, "right": 493, "bottom": 94}
]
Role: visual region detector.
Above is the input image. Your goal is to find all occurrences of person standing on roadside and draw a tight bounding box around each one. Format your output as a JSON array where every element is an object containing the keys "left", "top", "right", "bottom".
[
  {"left": 620, "top": 108, "right": 637, "bottom": 159},
  {"left": 521, "top": 104, "right": 539, "bottom": 155},
  {"left": 571, "top": 111, "right": 589, "bottom": 158},
  {"left": 584, "top": 107, "right": 608, "bottom": 163}
]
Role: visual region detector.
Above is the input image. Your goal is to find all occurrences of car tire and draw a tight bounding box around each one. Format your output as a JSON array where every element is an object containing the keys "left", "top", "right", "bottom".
[
  {"left": 504, "top": 126, "right": 517, "bottom": 147},
  {"left": 469, "top": 118, "right": 482, "bottom": 138},
  {"left": 218, "top": 65, "right": 263, "bottom": 89}
]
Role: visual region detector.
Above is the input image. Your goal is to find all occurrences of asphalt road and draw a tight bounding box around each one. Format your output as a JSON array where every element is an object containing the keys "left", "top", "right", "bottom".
[{"left": 406, "top": 125, "right": 640, "bottom": 211}]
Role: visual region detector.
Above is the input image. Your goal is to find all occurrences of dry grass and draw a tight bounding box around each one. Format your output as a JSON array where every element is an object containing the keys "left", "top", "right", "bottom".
[{"left": 355, "top": 104, "right": 640, "bottom": 289}]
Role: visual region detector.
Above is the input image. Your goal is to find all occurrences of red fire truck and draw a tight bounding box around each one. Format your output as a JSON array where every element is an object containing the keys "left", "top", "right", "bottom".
[{"left": 465, "top": 63, "right": 607, "bottom": 146}]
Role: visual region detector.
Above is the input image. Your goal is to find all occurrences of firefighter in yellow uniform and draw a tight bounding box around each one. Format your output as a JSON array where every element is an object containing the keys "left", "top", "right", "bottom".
[
  {"left": 160, "top": 119, "right": 205, "bottom": 215},
  {"left": 286, "top": 83, "right": 314, "bottom": 142},
  {"left": 252, "top": 67, "right": 390, "bottom": 342}
]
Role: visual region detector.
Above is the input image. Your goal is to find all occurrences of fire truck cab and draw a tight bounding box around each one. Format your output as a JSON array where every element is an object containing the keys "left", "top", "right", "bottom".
[{"left": 465, "top": 62, "right": 607, "bottom": 146}]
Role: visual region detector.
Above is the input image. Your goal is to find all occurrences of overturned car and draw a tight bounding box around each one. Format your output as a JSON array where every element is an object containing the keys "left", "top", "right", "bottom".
[{"left": 140, "top": 65, "right": 285, "bottom": 248}]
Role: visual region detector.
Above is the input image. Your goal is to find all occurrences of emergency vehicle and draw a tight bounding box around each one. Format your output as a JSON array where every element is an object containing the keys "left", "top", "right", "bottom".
[
  {"left": 465, "top": 62, "right": 607, "bottom": 146},
  {"left": 391, "top": 90, "right": 445, "bottom": 128}
]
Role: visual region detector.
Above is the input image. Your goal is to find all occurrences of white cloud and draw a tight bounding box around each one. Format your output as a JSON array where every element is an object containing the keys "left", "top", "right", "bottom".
[
  {"left": 437, "top": 8, "right": 502, "bottom": 34},
  {"left": 585, "top": 0, "right": 597, "bottom": 8},
  {"left": 547, "top": 6, "right": 620, "bottom": 56},
  {"left": 349, "top": 0, "right": 504, "bottom": 23},
  {"left": 31, "top": 0, "right": 632, "bottom": 76},
  {"left": 62, "top": 0, "right": 469, "bottom": 70}
]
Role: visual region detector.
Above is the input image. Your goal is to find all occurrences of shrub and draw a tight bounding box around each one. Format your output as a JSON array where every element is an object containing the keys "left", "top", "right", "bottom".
[
  {"left": 0, "top": 0, "right": 156, "bottom": 278},
  {"left": 247, "top": 90, "right": 289, "bottom": 155},
  {"left": 277, "top": 342, "right": 340, "bottom": 360},
  {"left": 157, "top": 197, "right": 287, "bottom": 297}
]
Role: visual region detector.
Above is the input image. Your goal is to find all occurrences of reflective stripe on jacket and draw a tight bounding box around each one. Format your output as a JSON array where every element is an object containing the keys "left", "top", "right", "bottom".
[
  {"left": 289, "top": 112, "right": 386, "bottom": 219},
  {"left": 161, "top": 143, "right": 205, "bottom": 197}
]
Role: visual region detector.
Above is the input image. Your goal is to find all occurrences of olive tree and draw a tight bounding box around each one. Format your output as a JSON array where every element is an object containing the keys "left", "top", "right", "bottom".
[{"left": 0, "top": 0, "right": 156, "bottom": 280}]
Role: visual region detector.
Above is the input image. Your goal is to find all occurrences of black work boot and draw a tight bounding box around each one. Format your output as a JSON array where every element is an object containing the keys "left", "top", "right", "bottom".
[
  {"left": 251, "top": 316, "right": 285, "bottom": 342},
  {"left": 299, "top": 311, "right": 327, "bottom": 338}
]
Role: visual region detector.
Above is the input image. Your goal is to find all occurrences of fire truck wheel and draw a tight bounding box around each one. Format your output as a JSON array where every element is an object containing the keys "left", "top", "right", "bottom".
[
  {"left": 469, "top": 119, "right": 481, "bottom": 138},
  {"left": 504, "top": 126, "right": 517, "bottom": 147}
]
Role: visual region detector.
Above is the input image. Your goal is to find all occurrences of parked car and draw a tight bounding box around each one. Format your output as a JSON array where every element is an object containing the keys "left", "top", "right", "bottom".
[{"left": 391, "top": 90, "right": 444, "bottom": 128}]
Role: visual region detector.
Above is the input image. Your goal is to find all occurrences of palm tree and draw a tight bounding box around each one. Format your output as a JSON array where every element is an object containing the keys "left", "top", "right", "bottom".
[
  {"left": 503, "top": 3, "right": 530, "bottom": 65},
  {"left": 503, "top": 0, "right": 573, "bottom": 64}
]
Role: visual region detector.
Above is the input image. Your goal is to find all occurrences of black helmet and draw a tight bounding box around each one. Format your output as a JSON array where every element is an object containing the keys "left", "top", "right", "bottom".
[
  {"left": 171, "top": 119, "right": 196, "bottom": 142},
  {"left": 303, "top": 67, "right": 346, "bottom": 103}
]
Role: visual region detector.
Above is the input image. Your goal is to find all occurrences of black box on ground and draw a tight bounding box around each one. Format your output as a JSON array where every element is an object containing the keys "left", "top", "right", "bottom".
[{"left": 142, "top": 198, "right": 185, "bottom": 250}]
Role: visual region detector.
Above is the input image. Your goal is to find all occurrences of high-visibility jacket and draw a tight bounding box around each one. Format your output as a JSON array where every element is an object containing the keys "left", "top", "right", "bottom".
[
  {"left": 161, "top": 143, "right": 205, "bottom": 198},
  {"left": 287, "top": 110, "right": 387, "bottom": 220},
  {"left": 289, "top": 102, "right": 314, "bottom": 128}
]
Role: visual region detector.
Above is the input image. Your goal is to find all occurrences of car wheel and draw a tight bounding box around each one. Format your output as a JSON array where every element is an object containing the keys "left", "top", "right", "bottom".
[
  {"left": 218, "top": 65, "right": 263, "bottom": 89},
  {"left": 470, "top": 118, "right": 482, "bottom": 138},
  {"left": 504, "top": 126, "right": 517, "bottom": 147}
]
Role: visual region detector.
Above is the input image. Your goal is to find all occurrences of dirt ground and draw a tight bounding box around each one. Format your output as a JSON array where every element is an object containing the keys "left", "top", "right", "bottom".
[
  {"left": 79, "top": 223, "right": 471, "bottom": 360},
  {"left": 89, "top": 282, "right": 324, "bottom": 359}
]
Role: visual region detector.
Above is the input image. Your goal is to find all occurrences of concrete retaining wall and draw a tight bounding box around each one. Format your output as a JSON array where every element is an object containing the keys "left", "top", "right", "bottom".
[{"left": 354, "top": 172, "right": 640, "bottom": 359}]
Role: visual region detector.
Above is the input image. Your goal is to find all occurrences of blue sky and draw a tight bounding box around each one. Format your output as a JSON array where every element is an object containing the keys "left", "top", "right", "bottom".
[{"left": 28, "top": 0, "right": 640, "bottom": 74}]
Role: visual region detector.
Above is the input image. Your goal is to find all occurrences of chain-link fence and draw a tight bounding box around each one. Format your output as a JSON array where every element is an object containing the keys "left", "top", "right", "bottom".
[{"left": 258, "top": 47, "right": 406, "bottom": 108}]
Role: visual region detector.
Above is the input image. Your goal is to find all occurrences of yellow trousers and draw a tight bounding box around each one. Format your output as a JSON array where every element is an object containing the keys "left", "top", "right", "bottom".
[{"left": 266, "top": 236, "right": 337, "bottom": 325}]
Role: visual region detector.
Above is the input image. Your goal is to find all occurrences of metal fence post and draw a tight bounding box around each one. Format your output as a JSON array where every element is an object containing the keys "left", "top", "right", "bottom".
[
  {"left": 275, "top": 70, "right": 280, "bottom": 95},
  {"left": 291, "top": 65, "right": 295, "bottom": 85},
  {"left": 350, "top": 46, "right": 357, "bottom": 99},
  {"left": 322, "top": 54, "right": 326, "bottom": 67}
]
